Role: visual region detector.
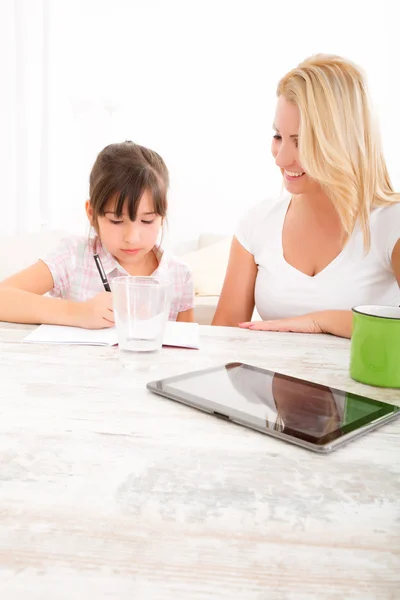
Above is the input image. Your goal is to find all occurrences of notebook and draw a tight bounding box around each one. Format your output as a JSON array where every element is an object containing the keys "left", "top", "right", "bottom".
[{"left": 24, "top": 321, "right": 200, "bottom": 349}]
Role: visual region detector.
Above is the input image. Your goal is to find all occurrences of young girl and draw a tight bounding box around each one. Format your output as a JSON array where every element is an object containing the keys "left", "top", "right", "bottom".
[{"left": 0, "top": 141, "right": 195, "bottom": 328}]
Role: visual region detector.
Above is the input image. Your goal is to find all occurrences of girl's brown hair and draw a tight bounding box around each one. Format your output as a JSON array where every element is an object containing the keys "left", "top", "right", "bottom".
[{"left": 89, "top": 141, "right": 169, "bottom": 228}]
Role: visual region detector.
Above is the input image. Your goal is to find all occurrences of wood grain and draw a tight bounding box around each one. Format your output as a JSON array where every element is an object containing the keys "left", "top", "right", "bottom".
[{"left": 0, "top": 323, "right": 399, "bottom": 599}]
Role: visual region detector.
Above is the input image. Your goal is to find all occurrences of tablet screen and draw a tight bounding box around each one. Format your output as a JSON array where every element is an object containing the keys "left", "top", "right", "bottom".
[{"left": 157, "top": 363, "right": 398, "bottom": 445}]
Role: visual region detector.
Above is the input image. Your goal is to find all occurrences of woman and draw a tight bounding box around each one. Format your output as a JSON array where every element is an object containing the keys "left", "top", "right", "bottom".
[{"left": 212, "top": 54, "right": 400, "bottom": 338}]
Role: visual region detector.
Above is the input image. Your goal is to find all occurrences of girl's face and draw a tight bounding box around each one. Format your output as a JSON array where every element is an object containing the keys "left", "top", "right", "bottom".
[{"left": 86, "top": 189, "right": 163, "bottom": 267}]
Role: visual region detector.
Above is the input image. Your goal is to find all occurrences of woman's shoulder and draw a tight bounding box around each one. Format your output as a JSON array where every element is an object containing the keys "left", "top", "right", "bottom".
[
  {"left": 370, "top": 201, "right": 400, "bottom": 224},
  {"left": 366, "top": 201, "right": 400, "bottom": 267},
  {"left": 369, "top": 201, "right": 400, "bottom": 245},
  {"left": 240, "top": 194, "right": 288, "bottom": 223},
  {"left": 235, "top": 193, "right": 289, "bottom": 252}
]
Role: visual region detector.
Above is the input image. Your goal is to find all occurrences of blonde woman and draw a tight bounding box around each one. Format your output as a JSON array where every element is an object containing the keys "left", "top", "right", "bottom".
[{"left": 212, "top": 54, "right": 400, "bottom": 338}]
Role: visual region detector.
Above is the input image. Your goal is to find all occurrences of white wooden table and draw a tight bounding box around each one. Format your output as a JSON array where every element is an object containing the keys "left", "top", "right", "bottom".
[{"left": 0, "top": 322, "right": 399, "bottom": 599}]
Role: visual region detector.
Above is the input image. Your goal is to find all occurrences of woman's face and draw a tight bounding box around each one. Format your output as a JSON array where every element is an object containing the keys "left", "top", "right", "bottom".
[{"left": 271, "top": 95, "right": 319, "bottom": 197}]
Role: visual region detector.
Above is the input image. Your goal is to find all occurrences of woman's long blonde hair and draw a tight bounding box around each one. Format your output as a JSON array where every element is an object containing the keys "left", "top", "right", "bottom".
[{"left": 277, "top": 54, "right": 400, "bottom": 249}]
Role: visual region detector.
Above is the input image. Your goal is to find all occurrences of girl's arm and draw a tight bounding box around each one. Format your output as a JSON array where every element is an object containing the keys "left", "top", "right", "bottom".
[
  {"left": 175, "top": 261, "right": 195, "bottom": 323},
  {"left": 212, "top": 237, "right": 257, "bottom": 327},
  {"left": 0, "top": 261, "right": 71, "bottom": 324},
  {"left": 1, "top": 260, "right": 55, "bottom": 294},
  {"left": 176, "top": 308, "right": 194, "bottom": 323},
  {"left": 0, "top": 261, "right": 113, "bottom": 328}
]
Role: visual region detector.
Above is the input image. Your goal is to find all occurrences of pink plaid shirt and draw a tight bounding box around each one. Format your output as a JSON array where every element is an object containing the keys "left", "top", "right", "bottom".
[{"left": 42, "top": 236, "right": 194, "bottom": 321}]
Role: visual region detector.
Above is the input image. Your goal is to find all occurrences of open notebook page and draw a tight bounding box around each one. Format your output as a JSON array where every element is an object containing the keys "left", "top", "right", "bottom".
[{"left": 24, "top": 321, "right": 200, "bottom": 349}]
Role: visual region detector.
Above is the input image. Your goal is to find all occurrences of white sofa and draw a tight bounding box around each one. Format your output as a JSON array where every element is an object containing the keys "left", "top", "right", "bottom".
[
  {"left": 0, "top": 231, "right": 232, "bottom": 325},
  {"left": 177, "top": 233, "right": 233, "bottom": 325}
]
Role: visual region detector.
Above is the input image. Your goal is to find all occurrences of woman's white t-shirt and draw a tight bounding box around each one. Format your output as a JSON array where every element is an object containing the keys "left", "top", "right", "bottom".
[{"left": 235, "top": 195, "right": 400, "bottom": 320}]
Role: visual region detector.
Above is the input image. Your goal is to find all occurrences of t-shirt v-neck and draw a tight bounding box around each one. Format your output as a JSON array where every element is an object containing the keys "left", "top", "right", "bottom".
[{"left": 235, "top": 194, "right": 400, "bottom": 320}]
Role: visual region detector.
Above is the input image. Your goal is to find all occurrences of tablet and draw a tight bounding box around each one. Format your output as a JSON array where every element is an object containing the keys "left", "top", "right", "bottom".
[{"left": 146, "top": 362, "right": 400, "bottom": 453}]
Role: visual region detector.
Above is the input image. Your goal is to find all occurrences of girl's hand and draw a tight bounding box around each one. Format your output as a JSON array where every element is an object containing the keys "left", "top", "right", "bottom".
[
  {"left": 74, "top": 292, "right": 115, "bottom": 329},
  {"left": 239, "top": 314, "right": 323, "bottom": 334}
]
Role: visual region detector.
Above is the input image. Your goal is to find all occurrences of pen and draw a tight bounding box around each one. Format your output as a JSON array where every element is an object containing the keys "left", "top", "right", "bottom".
[{"left": 93, "top": 254, "right": 111, "bottom": 292}]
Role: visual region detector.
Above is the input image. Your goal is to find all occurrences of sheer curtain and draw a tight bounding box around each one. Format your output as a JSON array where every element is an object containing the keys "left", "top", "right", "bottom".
[
  {"left": 2, "top": 0, "right": 399, "bottom": 240},
  {"left": 1, "top": 0, "right": 50, "bottom": 234}
]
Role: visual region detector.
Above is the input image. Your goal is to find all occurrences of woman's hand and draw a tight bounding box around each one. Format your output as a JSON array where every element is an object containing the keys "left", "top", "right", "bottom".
[
  {"left": 239, "top": 310, "right": 353, "bottom": 338},
  {"left": 239, "top": 314, "right": 323, "bottom": 334}
]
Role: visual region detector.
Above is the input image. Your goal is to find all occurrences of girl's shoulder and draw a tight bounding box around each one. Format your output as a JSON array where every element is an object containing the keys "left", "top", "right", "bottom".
[
  {"left": 41, "top": 235, "right": 95, "bottom": 298},
  {"left": 43, "top": 234, "right": 92, "bottom": 263},
  {"left": 157, "top": 248, "right": 193, "bottom": 283}
]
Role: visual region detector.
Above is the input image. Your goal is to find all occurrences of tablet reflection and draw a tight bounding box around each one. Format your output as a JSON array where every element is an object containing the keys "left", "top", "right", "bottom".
[
  {"left": 271, "top": 373, "right": 341, "bottom": 439},
  {"left": 227, "top": 367, "right": 342, "bottom": 440}
]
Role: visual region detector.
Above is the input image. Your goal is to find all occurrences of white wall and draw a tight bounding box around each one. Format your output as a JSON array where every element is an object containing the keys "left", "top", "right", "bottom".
[{"left": 2, "top": 0, "right": 399, "bottom": 242}]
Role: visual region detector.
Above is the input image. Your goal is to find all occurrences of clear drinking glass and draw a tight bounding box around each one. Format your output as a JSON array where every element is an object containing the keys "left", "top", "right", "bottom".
[{"left": 111, "top": 276, "right": 171, "bottom": 369}]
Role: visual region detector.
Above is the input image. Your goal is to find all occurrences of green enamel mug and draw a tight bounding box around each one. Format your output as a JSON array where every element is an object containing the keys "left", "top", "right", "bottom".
[{"left": 350, "top": 305, "right": 400, "bottom": 388}]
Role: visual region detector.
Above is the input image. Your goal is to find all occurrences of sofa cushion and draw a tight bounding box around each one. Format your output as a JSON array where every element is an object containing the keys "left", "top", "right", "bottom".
[
  {"left": 193, "top": 296, "right": 219, "bottom": 325},
  {"left": 182, "top": 236, "right": 232, "bottom": 296}
]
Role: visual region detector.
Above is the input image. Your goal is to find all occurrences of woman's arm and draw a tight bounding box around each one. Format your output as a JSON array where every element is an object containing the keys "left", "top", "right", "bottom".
[
  {"left": 212, "top": 237, "right": 257, "bottom": 327},
  {"left": 391, "top": 238, "right": 400, "bottom": 284},
  {"left": 317, "top": 310, "right": 354, "bottom": 338},
  {"left": 239, "top": 310, "right": 353, "bottom": 338}
]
